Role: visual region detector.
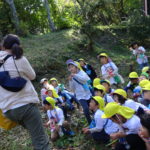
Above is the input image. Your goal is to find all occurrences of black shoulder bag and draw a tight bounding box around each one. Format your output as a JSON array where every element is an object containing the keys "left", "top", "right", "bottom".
[{"left": 0, "top": 55, "right": 27, "bottom": 92}]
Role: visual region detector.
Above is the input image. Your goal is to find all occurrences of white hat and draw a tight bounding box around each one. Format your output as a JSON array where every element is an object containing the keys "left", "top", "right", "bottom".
[{"left": 40, "top": 78, "right": 48, "bottom": 84}]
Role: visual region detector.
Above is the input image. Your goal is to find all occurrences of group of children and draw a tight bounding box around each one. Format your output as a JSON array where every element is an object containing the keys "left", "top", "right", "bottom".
[{"left": 40, "top": 44, "right": 150, "bottom": 150}]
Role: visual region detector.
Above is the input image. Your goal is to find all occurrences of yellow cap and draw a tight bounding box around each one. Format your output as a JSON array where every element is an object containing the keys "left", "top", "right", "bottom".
[
  {"left": 46, "top": 88, "right": 59, "bottom": 98},
  {"left": 92, "top": 96, "right": 105, "bottom": 111},
  {"left": 93, "top": 78, "right": 101, "bottom": 87},
  {"left": 46, "top": 97, "right": 56, "bottom": 108},
  {"left": 142, "top": 83, "right": 150, "bottom": 91},
  {"left": 78, "top": 58, "right": 85, "bottom": 61},
  {"left": 113, "top": 89, "right": 127, "bottom": 99},
  {"left": 49, "top": 78, "right": 58, "bottom": 83},
  {"left": 99, "top": 53, "right": 108, "bottom": 58},
  {"left": 74, "top": 61, "right": 83, "bottom": 70},
  {"left": 129, "top": 72, "right": 139, "bottom": 78},
  {"left": 139, "top": 80, "right": 150, "bottom": 88},
  {"left": 94, "top": 84, "right": 106, "bottom": 93},
  {"left": 101, "top": 80, "right": 111, "bottom": 85},
  {"left": 52, "top": 89, "right": 59, "bottom": 98},
  {"left": 142, "top": 66, "right": 149, "bottom": 73},
  {"left": 102, "top": 102, "right": 135, "bottom": 119}
]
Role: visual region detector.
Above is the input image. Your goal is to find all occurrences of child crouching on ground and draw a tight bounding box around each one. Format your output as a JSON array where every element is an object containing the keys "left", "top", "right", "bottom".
[
  {"left": 82, "top": 96, "right": 119, "bottom": 144},
  {"left": 43, "top": 97, "right": 74, "bottom": 141},
  {"left": 102, "top": 102, "right": 146, "bottom": 150}
]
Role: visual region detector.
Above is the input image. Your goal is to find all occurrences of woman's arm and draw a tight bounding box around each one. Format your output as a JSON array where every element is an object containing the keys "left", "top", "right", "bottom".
[{"left": 21, "top": 57, "right": 36, "bottom": 80}]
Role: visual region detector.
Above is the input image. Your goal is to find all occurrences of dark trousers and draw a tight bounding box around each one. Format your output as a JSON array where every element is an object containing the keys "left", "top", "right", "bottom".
[
  {"left": 115, "top": 134, "right": 146, "bottom": 150},
  {"left": 79, "top": 99, "right": 91, "bottom": 124},
  {"left": 5, "top": 103, "right": 50, "bottom": 150},
  {"left": 92, "top": 129, "right": 110, "bottom": 144}
]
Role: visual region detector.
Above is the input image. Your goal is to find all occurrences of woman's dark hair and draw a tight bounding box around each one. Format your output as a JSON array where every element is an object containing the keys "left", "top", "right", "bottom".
[
  {"left": 43, "top": 100, "right": 50, "bottom": 105},
  {"left": 113, "top": 94, "right": 126, "bottom": 104},
  {"left": 140, "top": 114, "right": 150, "bottom": 135},
  {"left": 3, "top": 34, "right": 23, "bottom": 59}
]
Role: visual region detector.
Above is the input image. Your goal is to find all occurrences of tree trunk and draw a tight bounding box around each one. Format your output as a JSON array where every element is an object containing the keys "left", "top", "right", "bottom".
[
  {"left": 5, "top": 0, "right": 21, "bottom": 34},
  {"left": 44, "top": 0, "right": 56, "bottom": 32}
]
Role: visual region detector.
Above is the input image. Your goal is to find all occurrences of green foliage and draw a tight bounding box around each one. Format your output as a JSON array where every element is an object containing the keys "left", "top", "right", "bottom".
[
  {"left": 123, "top": 10, "right": 150, "bottom": 43},
  {"left": 49, "top": 0, "right": 79, "bottom": 30},
  {"left": 0, "top": 1, "right": 13, "bottom": 35},
  {"left": 0, "top": 0, "right": 147, "bottom": 38}
]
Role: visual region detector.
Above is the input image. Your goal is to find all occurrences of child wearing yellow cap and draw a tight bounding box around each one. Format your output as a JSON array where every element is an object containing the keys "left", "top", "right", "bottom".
[
  {"left": 100, "top": 80, "right": 115, "bottom": 96},
  {"left": 124, "top": 72, "right": 139, "bottom": 94},
  {"left": 49, "top": 77, "right": 76, "bottom": 110},
  {"left": 40, "top": 78, "right": 54, "bottom": 103},
  {"left": 43, "top": 97, "right": 74, "bottom": 141},
  {"left": 78, "top": 58, "right": 97, "bottom": 83},
  {"left": 98, "top": 53, "right": 124, "bottom": 85},
  {"left": 82, "top": 97, "right": 119, "bottom": 143},
  {"left": 112, "top": 89, "right": 148, "bottom": 116},
  {"left": 94, "top": 84, "right": 114, "bottom": 104},
  {"left": 102, "top": 102, "right": 146, "bottom": 150}
]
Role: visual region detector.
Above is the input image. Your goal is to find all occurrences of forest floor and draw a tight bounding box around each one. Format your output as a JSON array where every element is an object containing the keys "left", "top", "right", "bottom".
[{"left": 0, "top": 28, "right": 149, "bottom": 150}]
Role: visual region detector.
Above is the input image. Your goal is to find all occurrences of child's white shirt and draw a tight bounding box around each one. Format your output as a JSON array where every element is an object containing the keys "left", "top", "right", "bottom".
[
  {"left": 89, "top": 109, "right": 104, "bottom": 133},
  {"left": 101, "top": 62, "right": 118, "bottom": 85},
  {"left": 47, "top": 107, "right": 64, "bottom": 126},
  {"left": 104, "top": 94, "right": 114, "bottom": 104},
  {"left": 122, "top": 115, "right": 141, "bottom": 135},
  {"left": 69, "top": 70, "right": 92, "bottom": 100},
  {"left": 122, "top": 99, "right": 148, "bottom": 111},
  {"left": 89, "top": 109, "right": 119, "bottom": 134}
]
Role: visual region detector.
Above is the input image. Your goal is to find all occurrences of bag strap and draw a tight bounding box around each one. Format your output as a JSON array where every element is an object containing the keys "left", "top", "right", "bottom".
[
  {"left": 0, "top": 55, "right": 12, "bottom": 68},
  {"left": 103, "top": 118, "right": 109, "bottom": 128},
  {"left": 12, "top": 57, "right": 21, "bottom": 77},
  {"left": 73, "top": 77, "right": 84, "bottom": 86},
  {"left": 104, "top": 94, "right": 108, "bottom": 104},
  {"left": 54, "top": 108, "right": 59, "bottom": 123}
]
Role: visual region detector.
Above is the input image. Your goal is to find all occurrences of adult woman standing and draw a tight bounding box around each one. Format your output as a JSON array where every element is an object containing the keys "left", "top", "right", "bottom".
[{"left": 0, "top": 34, "right": 50, "bottom": 150}]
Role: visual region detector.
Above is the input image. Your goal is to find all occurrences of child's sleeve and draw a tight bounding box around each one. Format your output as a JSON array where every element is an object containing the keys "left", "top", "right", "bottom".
[
  {"left": 111, "top": 62, "right": 118, "bottom": 74},
  {"left": 69, "top": 80, "right": 75, "bottom": 92},
  {"left": 89, "top": 117, "right": 104, "bottom": 133},
  {"left": 73, "top": 71, "right": 90, "bottom": 84},
  {"left": 57, "top": 109, "right": 65, "bottom": 126},
  {"left": 107, "top": 95, "right": 114, "bottom": 103}
]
